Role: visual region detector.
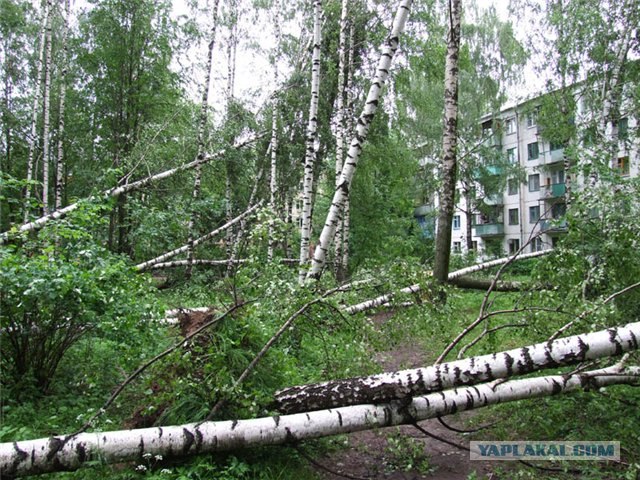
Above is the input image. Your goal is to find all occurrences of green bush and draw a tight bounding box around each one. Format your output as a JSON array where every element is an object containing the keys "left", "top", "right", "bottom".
[{"left": 0, "top": 215, "right": 159, "bottom": 396}]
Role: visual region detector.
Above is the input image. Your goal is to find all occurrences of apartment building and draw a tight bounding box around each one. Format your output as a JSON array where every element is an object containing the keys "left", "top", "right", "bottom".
[{"left": 415, "top": 90, "right": 638, "bottom": 259}]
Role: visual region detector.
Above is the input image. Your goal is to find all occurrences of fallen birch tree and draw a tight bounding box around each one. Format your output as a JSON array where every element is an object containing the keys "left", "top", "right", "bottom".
[
  {"left": 0, "top": 135, "right": 263, "bottom": 245},
  {"left": 134, "top": 201, "right": 264, "bottom": 272},
  {"left": 344, "top": 250, "right": 552, "bottom": 315},
  {"left": 149, "top": 258, "right": 298, "bottom": 270},
  {"left": 160, "top": 250, "right": 551, "bottom": 318},
  {"left": 1, "top": 363, "right": 638, "bottom": 477},
  {"left": 273, "top": 321, "right": 640, "bottom": 413}
]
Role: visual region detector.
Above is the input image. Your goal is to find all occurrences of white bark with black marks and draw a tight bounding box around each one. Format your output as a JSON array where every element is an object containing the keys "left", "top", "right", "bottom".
[
  {"left": 23, "top": 1, "right": 50, "bottom": 222},
  {"left": 307, "top": 0, "right": 413, "bottom": 281},
  {"left": 2, "top": 364, "right": 637, "bottom": 477},
  {"left": 333, "top": 0, "right": 348, "bottom": 276},
  {"left": 41, "top": 0, "right": 53, "bottom": 214},
  {"left": 267, "top": 2, "right": 282, "bottom": 262},
  {"left": 54, "top": 0, "right": 70, "bottom": 210},
  {"left": 273, "top": 321, "right": 640, "bottom": 413},
  {"left": 433, "top": 0, "right": 462, "bottom": 282},
  {"left": 298, "top": 0, "right": 323, "bottom": 284}
]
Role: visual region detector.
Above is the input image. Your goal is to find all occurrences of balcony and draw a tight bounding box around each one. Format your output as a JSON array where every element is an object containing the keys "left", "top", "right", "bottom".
[
  {"left": 549, "top": 148, "right": 564, "bottom": 163},
  {"left": 540, "top": 218, "right": 568, "bottom": 232},
  {"left": 474, "top": 223, "right": 505, "bottom": 237},
  {"left": 543, "top": 183, "right": 566, "bottom": 198}
]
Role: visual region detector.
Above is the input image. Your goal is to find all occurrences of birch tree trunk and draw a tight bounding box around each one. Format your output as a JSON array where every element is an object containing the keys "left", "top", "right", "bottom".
[
  {"left": 433, "top": 0, "right": 462, "bottom": 282},
  {"left": 23, "top": 1, "right": 50, "bottom": 222},
  {"left": 54, "top": 0, "right": 70, "bottom": 210},
  {"left": 339, "top": 24, "right": 356, "bottom": 277},
  {"left": 185, "top": 0, "right": 221, "bottom": 278},
  {"left": 333, "top": 0, "right": 348, "bottom": 280},
  {"left": 2, "top": 364, "right": 637, "bottom": 477},
  {"left": 298, "top": 0, "right": 323, "bottom": 284},
  {"left": 1, "top": 136, "right": 262, "bottom": 244},
  {"left": 267, "top": 2, "right": 282, "bottom": 262},
  {"left": 40, "top": 0, "right": 54, "bottom": 214},
  {"left": 267, "top": 105, "right": 279, "bottom": 261},
  {"left": 273, "top": 321, "right": 640, "bottom": 413},
  {"left": 307, "top": 0, "right": 413, "bottom": 282}
]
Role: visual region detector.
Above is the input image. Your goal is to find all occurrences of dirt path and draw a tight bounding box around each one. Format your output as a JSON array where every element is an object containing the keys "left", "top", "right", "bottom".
[{"left": 311, "top": 311, "right": 497, "bottom": 480}]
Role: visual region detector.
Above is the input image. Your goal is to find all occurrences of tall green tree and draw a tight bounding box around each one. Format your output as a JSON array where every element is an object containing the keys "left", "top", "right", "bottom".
[{"left": 75, "top": 0, "right": 183, "bottom": 254}]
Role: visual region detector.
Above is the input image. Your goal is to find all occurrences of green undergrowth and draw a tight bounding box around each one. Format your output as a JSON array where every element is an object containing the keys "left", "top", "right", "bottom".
[{"left": 2, "top": 248, "right": 639, "bottom": 480}]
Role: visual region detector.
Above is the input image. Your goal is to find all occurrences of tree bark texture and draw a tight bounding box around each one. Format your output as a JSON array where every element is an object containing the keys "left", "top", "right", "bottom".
[
  {"left": 307, "top": 0, "right": 413, "bottom": 281},
  {"left": 1, "top": 135, "right": 263, "bottom": 244},
  {"left": 23, "top": 1, "right": 50, "bottom": 222},
  {"left": 273, "top": 321, "right": 640, "bottom": 413},
  {"left": 433, "top": 0, "right": 462, "bottom": 282},
  {"left": 54, "top": 0, "right": 70, "bottom": 210},
  {"left": 333, "top": 0, "right": 349, "bottom": 279},
  {"left": 2, "top": 364, "right": 637, "bottom": 477},
  {"left": 298, "top": 0, "right": 323, "bottom": 284},
  {"left": 40, "top": 0, "right": 53, "bottom": 214}
]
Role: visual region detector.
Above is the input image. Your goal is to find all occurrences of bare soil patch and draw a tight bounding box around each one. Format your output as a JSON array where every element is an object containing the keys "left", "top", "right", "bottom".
[{"left": 311, "top": 310, "right": 498, "bottom": 480}]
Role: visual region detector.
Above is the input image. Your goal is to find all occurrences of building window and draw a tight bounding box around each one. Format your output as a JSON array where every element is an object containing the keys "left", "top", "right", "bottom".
[
  {"left": 508, "top": 178, "right": 519, "bottom": 195},
  {"left": 531, "top": 237, "right": 543, "bottom": 252},
  {"left": 618, "top": 117, "right": 628, "bottom": 140},
  {"left": 507, "top": 147, "right": 516, "bottom": 163},
  {"left": 453, "top": 241, "right": 462, "bottom": 253},
  {"left": 528, "top": 174, "right": 540, "bottom": 192},
  {"left": 614, "top": 156, "right": 630, "bottom": 176},
  {"left": 526, "top": 110, "right": 537, "bottom": 128},
  {"left": 471, "top": 241, "right": 478, "bottom": 251},
  {"left": 453, "top": 215, "right": 461, "bottom": 230},
  {"left": 529, "top": 205, "right": 540, "bottom": 223},
  {"left": 505, "top": 117, "right": 516, "bottom": 134},
  {"left": 508, "top": 238, "right": 520, "bottom": 254},
  {"left": 508, "top": 208, "right": 519, "bottom": 225},
  {"left": 527, "top": 142, "right": 539, "bottom": 160}
]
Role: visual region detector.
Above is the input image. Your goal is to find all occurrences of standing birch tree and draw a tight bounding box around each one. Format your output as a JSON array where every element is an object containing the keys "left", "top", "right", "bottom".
[
  {"left": 23, "top": 0, "right": 50, "bottom": 221},
  {"left": 298, "top": 0, "right": 323, "bottom": 284},
  {"left": 54, "top": 0, "right": 70, "bottom": 210},
  {"left": 433, "top": 0, "right": 462, "bottom": 283}
]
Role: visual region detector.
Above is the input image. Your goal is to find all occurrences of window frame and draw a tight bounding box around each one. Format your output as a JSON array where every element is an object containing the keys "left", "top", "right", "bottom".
[
  {"left": 508, "top": 208, "right": 519, "bottom": 225},
  {"left": 529, "top": 205, "right": 540, "bottom": 224},
  {"left": 528, "top": 174, "right": 540, "bottom": 192},
  {"left": 527, "top": 142, "right": 539, "bottom": 161}
]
